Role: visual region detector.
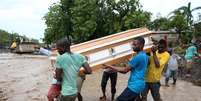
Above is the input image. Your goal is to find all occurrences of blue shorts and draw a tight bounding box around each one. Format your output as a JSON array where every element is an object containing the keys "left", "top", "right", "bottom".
[
  {"left": 117, "top": 87, "right": 139, "bottom": 101},
  {"left": 166, "top": 69, "right": 178, "bottom": 79}
]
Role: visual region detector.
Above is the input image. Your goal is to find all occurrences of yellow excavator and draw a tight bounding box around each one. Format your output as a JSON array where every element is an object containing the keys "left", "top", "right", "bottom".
[{"left": 10, "top": 41, "right": 39, "bottom": 53}]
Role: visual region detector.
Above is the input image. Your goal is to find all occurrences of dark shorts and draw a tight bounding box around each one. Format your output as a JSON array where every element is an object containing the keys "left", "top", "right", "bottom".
[
  {"left": 101, "top": 71, "right": 117, "bottom": 94},
  {"left": 57, "top": 94, "right": 77, "bottom": 101},
  {"left": 166, "top": 69, "right": 178, "bottom": 79},
  {"left": 117, "top": 87, "right": 139, "bottom": 101},
  {"left": 141, "top": 82, "right": 161, "bottom": 101}
]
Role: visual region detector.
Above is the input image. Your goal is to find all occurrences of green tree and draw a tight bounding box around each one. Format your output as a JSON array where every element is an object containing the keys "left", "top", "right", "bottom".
[
  {"left": 92, "top": 0, "right": 142, "bottom": 39},
  {"left": 169, "top": 11, "right": 189, "bottom": 42},
  {"left": 150, "top": 17, "right": 170, "bottom": 30},
  {"left": 0, "top": 29, "right": 9, "bottom": 47},
  {"left": 71, "top": 0, "right": 97, "bottom": 43},
  {"left": 169, "top": 2, "right": 201, "bottom": 26},
  {"left": 91, "top": 0, "right": 117, "bottom": 39},
  {"left": 44, "top": 0, "right": 98, "bottom": 43},
  {"left": 194, "top": 21, "right": 201, "bottom": 37},
  {"left": 124, "top": 10, "right": 151, "bottom": 29},
  {"left": 43, "top": 0, "right": 151, "bottom": 44},
  {"left": 115, "top": 0, "right": 140, "bottom": 31},
  {"left": 43, "top": 3, "right": 63, "bottom": 44},
  {"left": 60, "top": 0, "right": 74, "bottom": 40}
]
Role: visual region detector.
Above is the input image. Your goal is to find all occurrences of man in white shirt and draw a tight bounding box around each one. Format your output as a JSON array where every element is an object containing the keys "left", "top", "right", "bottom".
[{"left": 165, "top": 49, "right": 180, "bottom": 86}]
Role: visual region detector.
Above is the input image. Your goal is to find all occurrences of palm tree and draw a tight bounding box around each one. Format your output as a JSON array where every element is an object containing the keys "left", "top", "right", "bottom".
[
  {"left": 169, "top": 2, "right": 201, "bottom": 26},
  {"left": 168, "top": 11, "right": 188, "bottom": 40}
]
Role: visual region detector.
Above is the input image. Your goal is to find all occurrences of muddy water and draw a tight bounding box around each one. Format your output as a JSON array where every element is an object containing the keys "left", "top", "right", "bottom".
[
  {"left": 0, "top": 53, "right": 201, "bottom": 101},
  {"left": 0, "top": 53, "right": 51, "bottom": 101}
]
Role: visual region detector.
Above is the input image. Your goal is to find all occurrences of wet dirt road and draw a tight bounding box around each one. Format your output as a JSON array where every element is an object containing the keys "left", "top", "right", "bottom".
[{"left": 0, "top": 53, "right": 201, "bottom": 101}]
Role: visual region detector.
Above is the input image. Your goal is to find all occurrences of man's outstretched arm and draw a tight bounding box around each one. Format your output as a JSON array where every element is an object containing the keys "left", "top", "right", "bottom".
[{"left": 103, "top": 64, "right": 131, "bottom": 74}]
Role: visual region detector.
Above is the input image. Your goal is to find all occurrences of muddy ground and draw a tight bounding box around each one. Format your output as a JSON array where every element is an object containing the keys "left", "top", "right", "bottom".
[{"left": 0, "top": 53, "right": 201, "bottom": 101}]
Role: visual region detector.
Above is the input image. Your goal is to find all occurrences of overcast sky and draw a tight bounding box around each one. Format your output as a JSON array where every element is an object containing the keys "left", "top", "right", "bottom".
[{"left": 0, "top": 0, "right": 200, "bottom": 41}]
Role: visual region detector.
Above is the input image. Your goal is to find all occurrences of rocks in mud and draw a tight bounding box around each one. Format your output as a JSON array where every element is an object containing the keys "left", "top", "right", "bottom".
[
  {"left": 176, "top": 57, "right": 201, "bottom": 86},
  {"left": 0, "top": 88, "right": 7, "bottom": 101},
  {"left": 191, "top": 59, "right": 201, "bottom": 86}
]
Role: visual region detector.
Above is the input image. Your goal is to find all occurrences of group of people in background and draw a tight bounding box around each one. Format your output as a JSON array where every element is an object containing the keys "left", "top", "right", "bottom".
[{"left": 46, "top": 36, "right": 200, "bottom": 101}]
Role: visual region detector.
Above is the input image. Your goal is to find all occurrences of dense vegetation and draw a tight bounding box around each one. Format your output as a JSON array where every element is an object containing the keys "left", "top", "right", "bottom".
[
  {"left": 1, "top": 1, "right": 200, "bottom": 48},
  {"left": 43, "top": 0, "right": 151, "bottom": 44},
  {"left": 43, "top": 1, "right": 201, "bottom": 44}
]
